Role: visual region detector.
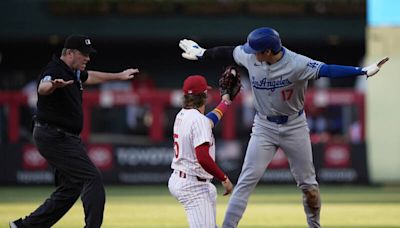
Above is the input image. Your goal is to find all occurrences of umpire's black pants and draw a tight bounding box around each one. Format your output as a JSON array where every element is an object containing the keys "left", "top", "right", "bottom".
[{"left": 21, "top": 124, "right": 105, "bottom": 228}]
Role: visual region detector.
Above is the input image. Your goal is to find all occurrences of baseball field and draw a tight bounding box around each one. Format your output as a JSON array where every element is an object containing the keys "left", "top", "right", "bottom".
[{"left": 1, "top": 185, "right": 399, "bottom": 228}]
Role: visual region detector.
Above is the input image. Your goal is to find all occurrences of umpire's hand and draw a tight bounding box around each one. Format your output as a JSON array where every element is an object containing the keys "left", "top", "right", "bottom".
[
  {"left": 38, "top": 79, "right": 74, "bottom": 95},
  {"left": 52, "top": 79, "right": 74, "bottom": 88},
  {"left": 118, "top": 68, "right": 139, "bottom": 80}
]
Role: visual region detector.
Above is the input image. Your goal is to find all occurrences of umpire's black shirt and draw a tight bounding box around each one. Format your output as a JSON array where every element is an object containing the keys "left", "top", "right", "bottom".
[{"left": 36, "top": 55, "right": 89, "bottom": 134}]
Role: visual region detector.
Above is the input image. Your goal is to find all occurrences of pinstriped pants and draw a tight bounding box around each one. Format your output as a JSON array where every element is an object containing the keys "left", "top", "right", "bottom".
[{"left": 168, "top": 172, "right": 217, "bottom": 228}]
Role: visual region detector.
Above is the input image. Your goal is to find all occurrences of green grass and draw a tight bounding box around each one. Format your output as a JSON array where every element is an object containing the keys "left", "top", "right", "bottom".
[{"left": 1, "top": 185, "right": 400, "bottom": 227}]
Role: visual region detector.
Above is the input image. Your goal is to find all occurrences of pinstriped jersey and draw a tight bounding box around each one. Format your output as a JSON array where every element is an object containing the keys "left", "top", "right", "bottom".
[
  {"left": 171, "top": 108, "right": 215, "bottom": 180},
  {"left": 233, "top": 46, "right": 324, "bottom": 116}
]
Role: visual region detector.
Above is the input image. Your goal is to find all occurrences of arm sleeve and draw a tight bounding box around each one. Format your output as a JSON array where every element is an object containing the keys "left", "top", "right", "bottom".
[
  {"left": 206, "top": 100, "right": 230, "bottom": 127},
  {"left": 318, "top": 64, "right": 365, "bottom": 78},
  {"left": 202, "top": 46, "right": 236, "bottom": 64},
  {"left": 195, "top": 143, "right": 227, "bottom": 181},
  {"left": 40, "top": 67, "right": 59, "bottom": 81}
]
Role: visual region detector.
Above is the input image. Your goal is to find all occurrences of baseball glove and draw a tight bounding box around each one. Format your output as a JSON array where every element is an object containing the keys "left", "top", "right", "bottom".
[{"left": 219, "top": 65, "right": 241, "bottom": 101}]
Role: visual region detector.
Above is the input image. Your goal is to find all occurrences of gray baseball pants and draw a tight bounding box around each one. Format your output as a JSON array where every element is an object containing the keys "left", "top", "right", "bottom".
[{"left": 223, "top": 113, "right": 321, "bottom": 228}]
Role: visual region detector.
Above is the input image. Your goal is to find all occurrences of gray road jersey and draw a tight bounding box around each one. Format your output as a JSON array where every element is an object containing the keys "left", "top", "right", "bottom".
[{"left": 233, "top": 46, "right": 323, "bottom": 116}]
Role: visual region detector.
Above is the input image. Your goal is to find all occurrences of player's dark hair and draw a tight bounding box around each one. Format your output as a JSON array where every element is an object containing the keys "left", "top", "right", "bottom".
[{"left": 183, "top": 93, "right": 207, "bottom": 109}]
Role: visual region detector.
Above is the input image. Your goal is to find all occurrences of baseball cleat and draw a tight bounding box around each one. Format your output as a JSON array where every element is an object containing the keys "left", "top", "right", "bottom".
[{"left": 9, "top": 221, "right": 18, "bottom": 228}]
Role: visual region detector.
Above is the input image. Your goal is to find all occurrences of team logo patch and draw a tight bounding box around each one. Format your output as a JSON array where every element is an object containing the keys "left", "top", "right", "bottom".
[
  {"left": 42, "top": 75, "right": 52, "bottom": 82},
  {"left": 307, "top": 61, "right": 319, "bottom": 69},
  {"left": 85, "top": 39, "right": 91, "bottom": 45}
]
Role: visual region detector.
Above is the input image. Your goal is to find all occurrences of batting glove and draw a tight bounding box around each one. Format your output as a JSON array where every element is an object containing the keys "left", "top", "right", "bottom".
[
  {"left": 179, "top": 39, "right": 205, "bottom": 60},
  {"left": 362, "top": 57, "right": 389, "bottom": 78}
]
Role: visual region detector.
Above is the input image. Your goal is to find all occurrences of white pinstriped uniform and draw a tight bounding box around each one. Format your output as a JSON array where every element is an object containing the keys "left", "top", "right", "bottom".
[{"left": 168, "top": 108, "right": 218, "bottom": 228}]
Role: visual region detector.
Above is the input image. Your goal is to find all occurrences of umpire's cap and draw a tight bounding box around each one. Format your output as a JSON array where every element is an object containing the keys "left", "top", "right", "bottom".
[
  {"left": 64, "top": 35, "right": 97, "bottom": 54},
  {"left": 243, "top": 27, "right": 282, "bottom": 54},
  {"left": 183, "top": 75, "right": 211, "bottom": 95}
]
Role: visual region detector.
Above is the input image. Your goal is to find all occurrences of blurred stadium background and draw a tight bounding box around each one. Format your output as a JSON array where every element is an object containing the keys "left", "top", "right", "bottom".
[{"left": 0, "top": 0, "right": 399, "bottom": 227}]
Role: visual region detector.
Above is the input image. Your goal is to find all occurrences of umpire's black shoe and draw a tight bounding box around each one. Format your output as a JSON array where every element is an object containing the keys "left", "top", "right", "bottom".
[{"left": 9, "top": 218, "right": 23, "bottom": 228}]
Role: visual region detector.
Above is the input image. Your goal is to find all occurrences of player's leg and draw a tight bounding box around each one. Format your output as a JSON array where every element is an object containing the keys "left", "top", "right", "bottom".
[
  {"left": 169, "top": 175, "right": 217, "bottom": 228},
  {"left": 207, "top": 183, "right": 218, "bottom": 228},
  {"left": 301, "top": 185, "right": 321, "bottom": 228},
  {"left": 279, "top": 121, "right": 321, "bottom": 228},
  {"left": 185, "top": 183, "right": 217, "bottom": 228},
  {"left": 223, "top": 124, "right": 278, "bottom": 228}
]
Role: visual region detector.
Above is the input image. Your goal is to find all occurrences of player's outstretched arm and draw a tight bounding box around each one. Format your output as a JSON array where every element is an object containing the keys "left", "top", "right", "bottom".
[{"left": 318, "top": 57, "right": 389, "bottom": 79}]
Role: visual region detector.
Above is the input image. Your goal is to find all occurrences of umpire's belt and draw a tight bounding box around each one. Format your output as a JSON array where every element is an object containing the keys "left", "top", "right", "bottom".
[
  {"left": 34, "top": 121, "right": 79, "bottom": 136},
  {"left": 259, "top": 109, "right": 303, "bottom": 124},
  {"left": 173, "top": 170, "right": 210, "bottom": 183}
]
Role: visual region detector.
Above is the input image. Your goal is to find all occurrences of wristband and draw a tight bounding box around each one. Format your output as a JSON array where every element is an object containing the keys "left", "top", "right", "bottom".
[{"left": 206, "top": 100, "right": 230, "bottom": 126}]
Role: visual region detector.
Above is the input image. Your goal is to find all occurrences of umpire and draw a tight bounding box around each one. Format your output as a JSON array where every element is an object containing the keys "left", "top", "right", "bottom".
[{"left": 10, "top": 35, "right": 139, "bottom": 228}]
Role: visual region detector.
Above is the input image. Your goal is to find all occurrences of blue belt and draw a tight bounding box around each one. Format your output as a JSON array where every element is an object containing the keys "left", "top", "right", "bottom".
[{"left": 266, "top": 109, "right": 303, "bottom": 124}]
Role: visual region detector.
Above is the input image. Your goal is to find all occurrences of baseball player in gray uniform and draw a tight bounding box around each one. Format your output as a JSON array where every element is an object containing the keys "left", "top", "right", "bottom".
[{"left": 179, "top": 27, "right": 389, "bottom": 228}]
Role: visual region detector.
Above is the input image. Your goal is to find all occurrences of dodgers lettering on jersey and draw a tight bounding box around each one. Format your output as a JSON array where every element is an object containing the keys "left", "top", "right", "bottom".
[
  {"left": 171, "top": 109, "right": 215, "bottom": 180},
  {"left": 233, "top": 46, "right": 323, "bottom": 116},
  {"left": 251, "top": 77, "right": 291, "bottom": 92}
]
